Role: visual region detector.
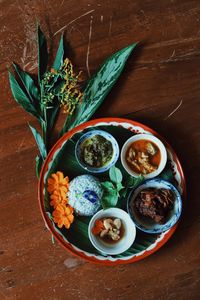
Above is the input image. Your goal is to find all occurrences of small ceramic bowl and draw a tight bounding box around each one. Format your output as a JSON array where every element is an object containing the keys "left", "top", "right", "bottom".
[
  {"left": 121, "top": 133, "right": 167, "bottom": 179},
  {"left": 88, "top": 208, "right": 136, "bottom": 255},
  {"left": 127, "top": 179, "right": 182, "bottom": 234},
  {"left": 75, "top": 130, "right": 119, "bottom": 173}
]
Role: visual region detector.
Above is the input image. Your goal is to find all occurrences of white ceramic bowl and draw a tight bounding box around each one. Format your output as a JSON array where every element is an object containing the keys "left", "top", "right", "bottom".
[
  {"left": 121, "top": 133, "right": 167, "bottom": 179},
  {"left": 88, "top": 208, "right": 136, "bottom": 255}
]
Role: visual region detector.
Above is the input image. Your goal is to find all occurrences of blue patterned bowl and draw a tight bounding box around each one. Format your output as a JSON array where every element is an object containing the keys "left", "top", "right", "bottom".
[
  {"left": 75, "top": 130, "right": 119, "bottom": 173},
  {"left": 127, "top": 179, "right": 182, "bottom": 234}
]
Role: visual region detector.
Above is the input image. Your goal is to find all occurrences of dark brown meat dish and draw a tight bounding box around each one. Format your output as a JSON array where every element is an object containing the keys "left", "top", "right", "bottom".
[{"left": 134, "top": 188, "right": 174, "bottom": 224}]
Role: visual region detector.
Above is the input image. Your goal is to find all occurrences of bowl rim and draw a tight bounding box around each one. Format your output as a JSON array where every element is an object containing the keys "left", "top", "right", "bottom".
[
  {"left": 127, "top": 178, "right": 182, "bottom": 234},
  {"left": 120, "top": 133, "right": 167, "bottom": 179},
  {"left": 88, "top": 208, "right": 136, "bottom": 255},
  {"left": 75, "top": 129, "right": 119, "bottom": 173}
]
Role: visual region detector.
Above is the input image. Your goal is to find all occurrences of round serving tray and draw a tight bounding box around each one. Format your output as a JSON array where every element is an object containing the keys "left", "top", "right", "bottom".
[{"left": 38, "top": 118, "right": 186, "bottom": 265}]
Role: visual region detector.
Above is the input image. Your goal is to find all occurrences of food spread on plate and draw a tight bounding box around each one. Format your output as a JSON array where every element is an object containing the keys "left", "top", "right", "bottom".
[
  {"left": 126, "top": 140, "right": 161, "bottom": 175},
  {"left": 45, "top": 127, "right": 182, "bottom": 256},
  {"left": 80, "top": 134, "right": 113, "bottom": 168},
  {"left": 134, "top": 188, "right": 174, "bottom": 224},
  {"left": 92, "top": 217, "right": 124, "bottom": 243}
]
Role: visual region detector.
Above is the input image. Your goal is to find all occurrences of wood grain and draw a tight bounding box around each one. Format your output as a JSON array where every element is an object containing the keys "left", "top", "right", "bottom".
[{"left": 0, "top": 0, "right": 200, "bottom": 299}]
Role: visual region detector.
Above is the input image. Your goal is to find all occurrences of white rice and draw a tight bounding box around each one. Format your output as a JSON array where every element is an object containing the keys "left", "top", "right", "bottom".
[{"left": 68, "top": 175, "right": 103, "bottom": 216}]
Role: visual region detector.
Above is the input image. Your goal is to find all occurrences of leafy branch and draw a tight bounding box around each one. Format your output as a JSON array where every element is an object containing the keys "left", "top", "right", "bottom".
[{"left": 9, "top": 23, "right": 138, "bottom": 177}]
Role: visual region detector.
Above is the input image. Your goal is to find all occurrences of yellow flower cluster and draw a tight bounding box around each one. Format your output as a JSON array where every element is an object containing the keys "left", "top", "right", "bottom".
[
  {"left": 47, "top": 171, "right": 74, "bottom": 229},
  {"left": 59, "top": 58, "right": 83, "bottom": 115}
]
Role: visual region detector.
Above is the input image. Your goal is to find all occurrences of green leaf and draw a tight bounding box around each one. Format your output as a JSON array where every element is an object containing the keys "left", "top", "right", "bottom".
[
  {"left": 35, "top": 155, "right": 43, "bottom": 178},
  {"left": 8, "top": 71, "right": 40, "bottom": 119},
  {"left": 126, "top": 174, "right": 144, "bottom": 189},
  {"left": 101, "top": 181, "right": 115, "bottom": 190},
  {"left": 71, "top": 218, "right": 89, "bottom": 240},
  {"left": 12, "top": 63, "right": 40, "bottom": 103},
  {"left": 121, "top": 175, "right": 144, "bottom": 198},
  {"left": 64, "top": 43, "right": 137, "bottom": 132},
  {"left": 116, "top": 182, "right": 124, "bottom": 192},
  {"left": 37, "top": 24, "right": 48, "bottom": 83},
  {"left": 52, "top": 34, "right": 64, "bottom": 70},
  {"left": 48, "top": 105, "right": 60, "bottom": 131},
  {"left": 29, "top": 124, "right": 47, "bottom": 160},
  {"left": 101, "top": 189, "right": 118, "bottom": 209},
  {"left": 109, "top": 165, "right": 123, "bottom": 184},
  {"left": 101, "top": 181, "right": 119, "bottom": 209},
  {"left": 59, "top": 110, "right": 76, "bottom": 137},
  {"left": 159, "top": 166, "right": 175, "bottom": 183}
]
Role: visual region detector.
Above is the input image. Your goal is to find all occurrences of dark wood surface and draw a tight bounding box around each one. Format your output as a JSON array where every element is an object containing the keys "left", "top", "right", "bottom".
[{"left": 0, "top": 0, "right": 200, "bottom": 299}]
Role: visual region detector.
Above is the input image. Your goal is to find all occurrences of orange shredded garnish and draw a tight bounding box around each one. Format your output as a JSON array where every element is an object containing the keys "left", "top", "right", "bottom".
[
  {"left": 47, "top": 171, "right": 69, "bottom": 194},
  {"left": 92, "top": 219, "right": 105, "bottom": 235},
  {"left": 52, "top": 204, "right": 74, "bottom": 229},
  {"left": 47, "top": 171, "right": 74, "bottom": 229},
  {"left": 50, "top": 189, "right": 68, "bottom": 209}
]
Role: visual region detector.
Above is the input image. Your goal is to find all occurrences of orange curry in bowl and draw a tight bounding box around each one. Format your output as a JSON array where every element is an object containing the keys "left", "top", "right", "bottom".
[{"left": 126, "top": 139, "right": 161, "bottom": 175}]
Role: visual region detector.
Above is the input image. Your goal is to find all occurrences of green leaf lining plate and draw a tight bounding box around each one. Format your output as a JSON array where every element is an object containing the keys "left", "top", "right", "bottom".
[{"left": 38, "top": 118, "right": 186, "bottom": 265}]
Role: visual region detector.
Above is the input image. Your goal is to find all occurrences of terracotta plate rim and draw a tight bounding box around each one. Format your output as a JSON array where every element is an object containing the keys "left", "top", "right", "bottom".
[{"left": 38, "top": 117, "right": 186, "bottom": 265}]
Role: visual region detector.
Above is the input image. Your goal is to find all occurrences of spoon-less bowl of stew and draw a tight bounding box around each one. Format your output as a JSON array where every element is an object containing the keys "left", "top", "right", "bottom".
[
  {"left": 121, "top": 134, "right": 167, "bottom": 179},
  {"left": 75, "top": 130, "right": 119, "bottom": 173},
  {"left": 88, "top": 208, "right": 136, "bottom": 255},
  {"left": 127, "top": 179, "right": 182, "bottom": 233}
]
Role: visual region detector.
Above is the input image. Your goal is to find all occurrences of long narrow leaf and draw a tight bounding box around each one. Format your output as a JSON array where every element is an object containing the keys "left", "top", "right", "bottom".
[
  {"left": 35, "top": 155, "right": 43, "bottom": 178},
  {"left": 29, "top": 124, "right": 47, "bottom": 160},
  {"left": 62, "top": 43, "right": 137, "bottom": 133},
  {"left": 13, "top": 63, "right": 40, "bottom": 103},
  {"left": 48, "top": 105, "right": 60, "bottom": 131},
  {"left": 9, "top": 71, "right": 39, "bottom": 119},
  {"left": 52, "top": 34, "right": 64, "bottom": 70},
  {"left": 37, "top": 24, "right": 48, "bottom": 83},
  {"left": 59, "top": 110, "right": 76, "bottom": 137}
]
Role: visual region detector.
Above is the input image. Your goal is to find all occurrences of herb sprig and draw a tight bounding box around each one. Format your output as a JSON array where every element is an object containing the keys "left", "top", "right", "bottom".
[
  {"left": 101, "top": 166, "right": 144, "bottom": 209},
  {"left": 101, "top": 166, "right": 124, "bottom": 209}
]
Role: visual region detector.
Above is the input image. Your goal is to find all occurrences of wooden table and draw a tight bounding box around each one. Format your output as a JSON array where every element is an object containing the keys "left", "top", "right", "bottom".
[{"left": 0, "top": 0, "right": 200, "bottom": 299}]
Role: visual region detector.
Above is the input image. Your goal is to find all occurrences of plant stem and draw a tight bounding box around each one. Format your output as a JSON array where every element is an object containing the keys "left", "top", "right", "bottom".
[{"left": 40, "top": 81, "right": 48, "bottom": 152}]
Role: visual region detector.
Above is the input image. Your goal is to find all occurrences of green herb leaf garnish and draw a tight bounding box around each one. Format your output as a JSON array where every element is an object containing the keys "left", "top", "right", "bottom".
[
  {"left": 109, "top": 165, "right": 123, "bottom": 184},
  {"left": 101, "top": 166, "right": 124, "bottom": 209},
  {"left": 121, "top": 174, "right": 144, "bottom": 198}
]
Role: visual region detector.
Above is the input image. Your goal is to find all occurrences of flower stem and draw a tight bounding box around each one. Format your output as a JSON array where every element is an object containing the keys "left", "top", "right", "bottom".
[{"left": 40, "top": 81, "right": 48, "bottom": 152}]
